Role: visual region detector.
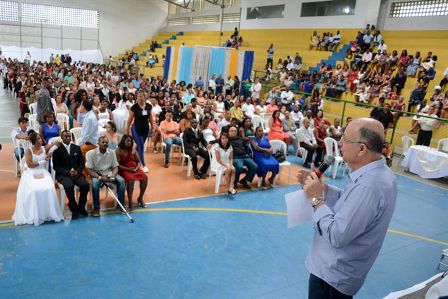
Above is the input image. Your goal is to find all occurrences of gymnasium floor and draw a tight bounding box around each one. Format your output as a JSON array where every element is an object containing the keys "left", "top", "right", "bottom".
[
  {"left": 0, "top": 166, "right": 447, "bottom": 298},
  {"left": 1, "top": 86, "right": 448, "bottom": 298}
]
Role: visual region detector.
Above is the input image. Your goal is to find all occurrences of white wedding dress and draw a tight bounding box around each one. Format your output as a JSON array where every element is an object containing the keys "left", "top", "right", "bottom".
[{"left": 13, "top": 146, "right": 63, "bottom": 226}]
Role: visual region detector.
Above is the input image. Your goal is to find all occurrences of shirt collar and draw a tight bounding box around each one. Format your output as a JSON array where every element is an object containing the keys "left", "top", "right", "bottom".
[
  {"left": 349, "top": 158, "right": 385, "bottom": 182},
  {"left": 96, "top": 147, "right": 110, "bottom": 155}
]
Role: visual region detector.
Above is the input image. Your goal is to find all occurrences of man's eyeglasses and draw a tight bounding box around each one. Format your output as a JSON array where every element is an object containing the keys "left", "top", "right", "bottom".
[{"left": 341, "top": 135, "right": 371, "bottom": 150}]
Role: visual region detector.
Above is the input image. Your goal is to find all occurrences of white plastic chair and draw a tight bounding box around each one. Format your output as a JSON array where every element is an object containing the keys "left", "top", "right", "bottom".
[
  {"left": 11, "top": 130, "right": 29, "bottom": 177},
  {"left": 295, "top": 129, "right": 308, "bottom": 163},
  {"left": 180, "top": 133, "right": 193, "bottom": 177},
  {"left": 208, "top": 145, "right": 226, "bottom": 193},
  {"left": 28, "top": 113, "right": 40, "bottom": 131},
  {"left": 324, "top": 137, "right": 346, "bottom": 179},
  {"left": 437, "top": 138, "right": 448, "bottom": 152},
  {"left": 70, "top": 127, "right": 82, "bottom": 145},
  {"left": 48, "top": 136, "right": 62, "bottom": 144},
  {"left": 269, "top": 140, "right": 292, "bottom": 185},
  {"left": 29, "top": 102, "right": 37, "bottom": 114},
  {"left": 399, "top": 135, "right": 415, "bottom": 164},
  {"left": 56, "top": 113, "right": 70, "bottom": 131},
  {"left": 251, "top": 115, "right": 269, "bottom": 134},
  {"left": 179, "top": 132, "right": 204, "bottom": 177}
]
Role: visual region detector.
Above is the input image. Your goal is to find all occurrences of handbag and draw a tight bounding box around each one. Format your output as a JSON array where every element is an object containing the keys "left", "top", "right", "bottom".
[{"left": 273, "top": 150, "right": 286, "bottom": 163}]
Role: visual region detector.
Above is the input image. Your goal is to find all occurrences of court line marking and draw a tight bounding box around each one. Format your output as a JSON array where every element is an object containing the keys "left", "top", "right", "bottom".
[{"left": 1, "top": 207, "right": 447, "bottom": 246}]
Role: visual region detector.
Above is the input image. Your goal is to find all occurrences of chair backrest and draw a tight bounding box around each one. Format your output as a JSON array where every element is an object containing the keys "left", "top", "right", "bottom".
[
  {"left": 324, "top": 137, "right": 341, "bottom": 158},
  {"left": 402, "top": 135, "right": 415, "bottom": 154},
  {"left": 437, "top": 138, "right": 448, "bottom": 152},
  {"left": 28, "top": 114, "right": 40, "bottom": 131},
  {"left": 270, "top": 139, "right": 287, "bottom": 156},
  {"left": 209, "top": 144, "right": 220, "bottom": 173},
  {"left": 70, "top": 127, "right": 82, "bottom": 144},
  {"left": 10, "top": 129, "right": 18, "bottom": 147},
  {"left": 251, "top": 115, "right": 263, "bottom": 129},
  {"left": 179, "top": 132, "right": 186, "bottom": 153},
  {"left": 29, "top": 102, "right": 37, "bottom": 114},
  {"left": 56, "top": 113, "right": 69, "bottom": 130},
  {"left": 48, "top": 136, "right": 62, "bottom": 144}
]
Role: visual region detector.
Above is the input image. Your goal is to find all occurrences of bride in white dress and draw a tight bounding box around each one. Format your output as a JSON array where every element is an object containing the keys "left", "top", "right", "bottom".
[{"left": 13, "top": 132, "right": 64, "bottom": 226}]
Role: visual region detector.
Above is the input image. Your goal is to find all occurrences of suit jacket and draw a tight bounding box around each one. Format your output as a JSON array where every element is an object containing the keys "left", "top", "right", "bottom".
[
  {"left": 52, "top": 143, "right": 84, "bottom": 181},
  {"left": 183, "top": 128, "right": 207, "bottom": 151}
]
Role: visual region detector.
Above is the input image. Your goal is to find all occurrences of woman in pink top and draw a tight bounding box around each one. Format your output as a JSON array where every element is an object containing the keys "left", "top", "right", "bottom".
[{"left": 268, "top": 110, "right": 290, "bottom": 144}]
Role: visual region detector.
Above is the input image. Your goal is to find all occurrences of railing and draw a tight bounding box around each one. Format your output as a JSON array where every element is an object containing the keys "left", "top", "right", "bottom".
[{"left": 272, "top": 90, "right": 448, "bottom": 154}]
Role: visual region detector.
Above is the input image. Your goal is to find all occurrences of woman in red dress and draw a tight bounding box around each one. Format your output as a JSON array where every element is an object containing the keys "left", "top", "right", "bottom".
[{"left": 116, "top": 134, "right": 148, "bottom": 210}]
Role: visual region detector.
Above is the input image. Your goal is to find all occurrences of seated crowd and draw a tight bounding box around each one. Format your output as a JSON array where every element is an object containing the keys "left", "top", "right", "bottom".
[
  {"left": 2, "top": 21, "right": 446, "bottom": 226},
  {"left": 2, "top": 55, "right": 340, "bottom": 226}
]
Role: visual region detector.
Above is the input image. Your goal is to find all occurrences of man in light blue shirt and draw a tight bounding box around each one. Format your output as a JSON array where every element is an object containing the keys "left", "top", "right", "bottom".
[
  {"left": 182, "top": 87, "right": 195, "bottom": 105},
  {"left": 77, "top": 100, "right": 99, "bottom": 147},
  {"left": 298, "top": 118, "right": 397, "bottom": 298}
]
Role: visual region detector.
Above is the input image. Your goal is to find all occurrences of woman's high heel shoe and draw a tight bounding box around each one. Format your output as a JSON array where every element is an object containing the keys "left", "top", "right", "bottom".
[
  {"left": 227, "top": 189, "right": 237, "bottom": 195},
  {"left": 137, "top": 198, "right": 146, "bottom": 208}
]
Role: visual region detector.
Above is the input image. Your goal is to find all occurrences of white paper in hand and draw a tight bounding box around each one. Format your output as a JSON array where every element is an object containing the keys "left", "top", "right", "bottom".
[{"left": 285, "top": 190, "right": 314, "bottom": 228}]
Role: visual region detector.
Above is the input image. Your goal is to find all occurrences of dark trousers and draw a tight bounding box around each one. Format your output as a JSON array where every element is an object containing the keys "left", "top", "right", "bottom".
[
  {"left": 300, "top": 142, "right": 323, "bottom": 164},
  {"left": 308, "top": 274, "right": 352, "bottom": 299},
  {"left": 416, "top": 129, "right": 432, "bottom": 146},
  {"left": 440, "top": 77, "right": 448, "bottom": 89},
  {"left": 185, "top": 148, "right": 210, "bottom": 175},
  {"left": 233, "top": 156, "right": 258, "bottom": 187},
  {"left": 266, "top": 58, "right": 273, "bottom": 69},
  {"left": 58, "top": 175, "right": 89, "bottom": 214}
]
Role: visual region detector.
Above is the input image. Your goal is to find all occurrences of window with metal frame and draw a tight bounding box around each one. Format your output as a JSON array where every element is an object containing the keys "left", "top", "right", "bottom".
[
  {"left": 390, "top": 0, "right": 448, "bottom": 17},
  {"left": 21, "top": 2, "right": 99, "bottom": 28},
  {"left": 0, "top": 0, "right": 19, "bottom": 22}
]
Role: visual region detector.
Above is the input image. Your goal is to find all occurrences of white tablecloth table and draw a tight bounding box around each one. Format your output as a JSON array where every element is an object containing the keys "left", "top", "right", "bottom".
[{"left": 401, "top": 145, "right": 448, "bottom": 179}]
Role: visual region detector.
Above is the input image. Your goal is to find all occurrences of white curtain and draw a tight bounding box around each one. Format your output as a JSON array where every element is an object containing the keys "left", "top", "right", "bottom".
[
  {"left": 0, "top": 45, "right": 103, "bottom": 63},
  {"left": 190, "top": 46, "right": 211, "bottom": 88}
]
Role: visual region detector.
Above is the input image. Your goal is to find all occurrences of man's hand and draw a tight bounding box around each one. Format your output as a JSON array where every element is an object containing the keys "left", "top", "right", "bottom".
[
  {"left": 303, "top": 172, "right": 326, "bottom": 200},
  {"left": 69, "top": 170, "right": 78, "bottom": 178},
  {"left": 206, "top": 144, "right": 212, "bottom": 150},
  {"left": 193, "top": 146, "right": 199, "bottom": 153},
  {"left": 297, "top": 163, "right": 318, "bottom": 185},
  {"left": 100, "top": 175, "right": 110, "bottom": 182}
]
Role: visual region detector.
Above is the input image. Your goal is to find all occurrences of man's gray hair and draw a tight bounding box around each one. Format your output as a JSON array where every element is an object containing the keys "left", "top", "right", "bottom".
[{"left": 359, "top": 126, "right": 384, "bottom": 154}]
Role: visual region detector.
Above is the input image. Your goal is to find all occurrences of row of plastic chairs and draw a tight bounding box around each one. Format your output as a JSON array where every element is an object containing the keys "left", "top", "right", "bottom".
[
  {"left": 177, "top": 132, "right": 293, "bottom": 193},
  {"left": 27, "top": 113, "right": 70, "bottom": 132}
]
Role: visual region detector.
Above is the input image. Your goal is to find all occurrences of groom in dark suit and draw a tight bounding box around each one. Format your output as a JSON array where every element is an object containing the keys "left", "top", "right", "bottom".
[
  {"left": 182, "top": 118, "right": 210, "bottom": 180},
  {"left": 52, "top": 130, "right": 89, "bottom": 219}
]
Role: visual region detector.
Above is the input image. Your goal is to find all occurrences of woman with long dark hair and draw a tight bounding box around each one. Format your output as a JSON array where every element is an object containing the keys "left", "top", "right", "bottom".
[{"left": 116, "top": 134, "right": 148, "bottom": 210}]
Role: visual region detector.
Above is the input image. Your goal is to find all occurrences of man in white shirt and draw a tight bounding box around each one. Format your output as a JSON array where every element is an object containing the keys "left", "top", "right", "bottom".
[
  {"left": 208, "top": 75, "right": 216, "bottom": 94},
  {"left": 297, "top": 118, "right": 322, "bottom": 168},
  {"left": 242, "top": 97, "right": 256, "bottom": 118},
  {"left": 280, "top": 87, "right": 294, "bottom": 110},
  {"left": 218, "top": 111, "right": 232, "bottom": 132},
  {"left": 13, "top": 117, "right": 30, "bottom": 163},
  {"left": 377, "top": 40, "right": 387, "bottom": 54},
  {"left": 362, "top": 48, "right": 373, "bottom": 66},
  {"left": 416, "top": 105, "right": 440, "bottom": 146},
  {"left": 291, "top": 105, "right": 304, "bottom": 127}
]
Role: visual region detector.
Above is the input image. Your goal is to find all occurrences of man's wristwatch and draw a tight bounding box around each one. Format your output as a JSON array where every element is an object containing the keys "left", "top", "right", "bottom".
[{"left": 311, "top": 197, "right": 324, "bottom": 208}]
